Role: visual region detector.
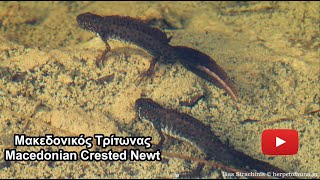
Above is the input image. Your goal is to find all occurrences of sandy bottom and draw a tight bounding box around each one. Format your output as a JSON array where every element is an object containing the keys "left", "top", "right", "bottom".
[{"left": 0, "top": 1, "right": 319, "bottom": 179}]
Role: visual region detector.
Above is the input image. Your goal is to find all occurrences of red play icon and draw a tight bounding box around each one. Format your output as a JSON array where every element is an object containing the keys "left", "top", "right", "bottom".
[{"left": 262, "top": 129, "right": 299, "bottom": 155}]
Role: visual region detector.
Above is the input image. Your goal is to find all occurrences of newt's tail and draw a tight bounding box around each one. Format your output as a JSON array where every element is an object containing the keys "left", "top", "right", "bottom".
[
  {"left": 203, "top": 138, "right": 295, "bottom": 179},
  {"left": 174, "top": 46, "right": 238, "bottom": 101}
]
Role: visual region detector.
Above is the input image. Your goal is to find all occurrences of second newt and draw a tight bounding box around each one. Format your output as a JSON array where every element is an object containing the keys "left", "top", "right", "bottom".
[{"left": 135, "top": 98, "right": 290, "bottom": 178}]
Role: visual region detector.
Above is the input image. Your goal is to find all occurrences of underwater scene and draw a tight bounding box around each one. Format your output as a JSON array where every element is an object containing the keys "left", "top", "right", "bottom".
[{"left": 0, "top": 1, "right": 319, "bottom": 179}]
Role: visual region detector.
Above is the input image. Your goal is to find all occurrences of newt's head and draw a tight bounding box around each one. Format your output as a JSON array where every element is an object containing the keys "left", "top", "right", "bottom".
[
  {"left": 77, "top": 12, "right": 102, "bottom": 33},
  {"left": 135, "top": 98, "right": 157, "bottom": 115},
  {"left": 135, "top": 98, "right": 164, "bottom": 123}
]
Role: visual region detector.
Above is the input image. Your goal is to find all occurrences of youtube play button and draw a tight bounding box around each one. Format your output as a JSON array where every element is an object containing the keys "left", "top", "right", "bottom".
[
  {"left": 276, "top": 137, "right": 286, "bottom": 147},
  {"left": 262, "top": 129, "right": 299, "bottom": 155}
]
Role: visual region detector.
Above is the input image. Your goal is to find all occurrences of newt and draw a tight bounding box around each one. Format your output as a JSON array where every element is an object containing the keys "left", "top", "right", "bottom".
[
  {"left": 76, "top": 12, "right": 176, "bottom": 66},
  {"left": 77, "top": 12, "right": 238, "bottom": 101},
  {"left": 135, "top": 98, "right": 291, "bottom": 178}
]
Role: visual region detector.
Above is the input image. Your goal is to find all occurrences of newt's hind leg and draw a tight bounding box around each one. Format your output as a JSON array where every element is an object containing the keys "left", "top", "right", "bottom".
[
  {"left": 134, "top": 57, "right": 157, "bottom": 85},
  {"left": 96, "top": 41, "right": 111, "bottom": 67}
]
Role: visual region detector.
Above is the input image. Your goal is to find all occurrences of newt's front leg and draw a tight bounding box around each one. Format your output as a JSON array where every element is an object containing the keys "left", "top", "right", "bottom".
[
  {"left": 150, "top": 121, "right": 205, "bottom": 179},
  {"left": 96, "top": 41, "right": 111, "bottom": 67}
]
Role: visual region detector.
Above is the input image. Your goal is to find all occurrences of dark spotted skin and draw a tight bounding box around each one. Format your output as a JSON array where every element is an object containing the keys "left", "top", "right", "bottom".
[
  {"left": 135, "top": 98, "right": 288, "bottom": 177},
  {"left": 76, "top": 12, "right": 177, "bottom": 63}
]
